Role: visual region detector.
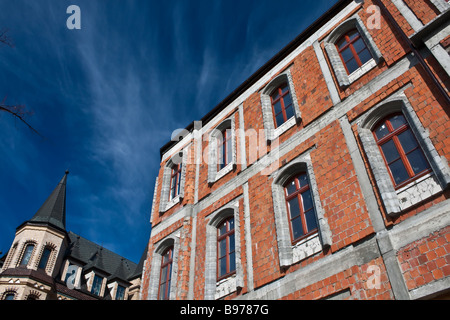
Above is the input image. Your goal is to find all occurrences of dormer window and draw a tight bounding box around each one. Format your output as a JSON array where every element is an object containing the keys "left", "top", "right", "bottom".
[{"left": 91, "top": 274, "right": 104, "bottom": 296}]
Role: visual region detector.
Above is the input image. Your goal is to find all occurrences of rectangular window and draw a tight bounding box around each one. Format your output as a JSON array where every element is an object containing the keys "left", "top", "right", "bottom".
[
  {"left": 91, "top": 274, "right": 103, "bottom": 296},
  {"left": 116, "top": 285, "right": 126, "bottom": 300}
]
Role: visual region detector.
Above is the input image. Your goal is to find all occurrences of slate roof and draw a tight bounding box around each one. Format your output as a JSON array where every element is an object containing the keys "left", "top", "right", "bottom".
[
  {"left": 66, "top": 232, "right": 139, "bottom": 283},
  {"left": 28, "top": 171, "right": 68, "bottom": 231}
]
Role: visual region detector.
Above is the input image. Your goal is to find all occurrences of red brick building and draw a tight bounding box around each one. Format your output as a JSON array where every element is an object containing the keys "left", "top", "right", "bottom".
[{"left": 141, "top": 0, "right": 450, "bottom": 300}]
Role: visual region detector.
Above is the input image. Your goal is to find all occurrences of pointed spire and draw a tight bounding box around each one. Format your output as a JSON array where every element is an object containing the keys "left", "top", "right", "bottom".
[{"left": 29, "top": 171, "right": 69, "bottom": 231}]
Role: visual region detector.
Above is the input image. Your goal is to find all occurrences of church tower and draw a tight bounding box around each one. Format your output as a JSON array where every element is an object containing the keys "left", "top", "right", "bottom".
[{"left": 0, "top": 171, "right": 70, "bottom": 300}]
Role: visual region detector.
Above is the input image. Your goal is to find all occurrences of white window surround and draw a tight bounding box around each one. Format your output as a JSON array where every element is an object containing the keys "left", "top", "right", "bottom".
[
  {"left": 159, "top": 148, "right": 188, "bottom": 213},
  {"left": 324, "top": 13, "right": 383, "bottom": 88},
  {"left": 207, "top": 117, "right": 237, "bottom": 184},
  {"left": 260, "top": 68, "right": 302, "bottom": 142},
  {"left": 204, "top": 203, "right": 243, "bottom": 300},
  {"left": 146, "top": 233, "right": 180, "bottom": 300},
  {"left": 357, "top": 95, "right": 450, "bottom": 217},
  {"left": 271, "top": 153, "right": 332, "bottom": 268},
  {"left": 429, "top": 0, "right": 450, "bottom": 13}
]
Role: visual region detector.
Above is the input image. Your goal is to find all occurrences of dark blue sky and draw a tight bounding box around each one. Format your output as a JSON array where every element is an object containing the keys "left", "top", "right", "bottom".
[{"left": 0, "top": 0, "right": 337, "bottom": 264}]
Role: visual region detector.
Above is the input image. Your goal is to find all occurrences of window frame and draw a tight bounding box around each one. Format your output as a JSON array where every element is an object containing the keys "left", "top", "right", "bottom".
[
  {"left": 216, "top": 216, "right": 236, "bottom": 281},
  {"left": 373, "top": 113, "right": 432, "bottom": 189},
  {"left": 357, "top": 95, "right": 450, "bottom": 216},
  {"left": 336, "top": 29, "right": 373, "bottom": 75},
  {"left": 208, "top": 117, "right": 237, "bottom": 183},
  {"left": 19, "top": 242, "right": 35, "bottom": 267},
  {"left": 158, "top": 246, "right": 173, "bottom": 300},
  {"left": 284, "top": 173, "right": 319, "bottom": 244},
  {"left": 38, "top": 246, "right": 53, "bottom": 271},
  {"left": 91, "top": 274, "right": 104, "bottom": 296},
  {"left": 147, "top": 235, "right": 180, "bottom": 300},
  {"left": 159, "top": 149, "right": 188, "bottom": 213},
  {"left": 260, "top": 69, "right": 301, "bottom": 142},
  {"left": 271, "top": 154, "right": 332, "bottom": 268},
  {"left": 169, "top": 163, "right": 182, "bottom": 201},
  {"left": 324, "top": 14, "right": 383, "bottom": 87},
  {"left": 270, "top": 83, "right": 295, "bottom": 129}
]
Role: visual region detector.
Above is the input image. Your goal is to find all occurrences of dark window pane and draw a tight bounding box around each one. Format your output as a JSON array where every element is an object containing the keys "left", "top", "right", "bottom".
[
  {"left": 283, "top": 93, "right": 292, "bottom": 108},
  {"left": 301, "top": 189, "right": 313, "bottom": 212},
  {"left": 38, "top": 248, "right": 51, "bottom": 270},
  {"left": 286, "top": 180, "right": 297, "bottom": 195},
  {"left": 340, "top": 47, "right": 354, "bottom": 62},
  {"left": 291, "top": 216, "right": 304, "bottom": 240},
  {"left": 276, "top": 112, "right": 285, "bottom": 127},
  {"left": 381, "top": 140, "right": 400, "bottom": 163},
  {"left": 345, "top": 58, "right": 359, "bottom": 74},
  {"left": 297, "top": 174, "right": 309, "bottom": 188},
  {"left": 352, "top": 38, "right": 366, "bottom": 53},
  {"left": 305, "top": 209, "right": 318, "bottom": 232},
  {"left": 389, "top": 159, "right": 410, "bottom": 185},
  {"left": 219, "top": 221, "right": 227, "bottom": 236},
  {"left": 218, "top": 239, "right": 226, "bottom": 258},
  {"left": 229, "top": 217, "right": 234, "bottom": 230},
  {"left": 229, "top": 252, "right": 236, "bottom": 273},
  {"left": 160, "top": 266, "right": 168, "bottom": 283},
  {"left": 288, "top": 198, "right": 301, "bottom": 219},
  {"left": 337, "top": 38, "right": 348, "bottom": 50},
  {"left": 284, "top": 105, "right": 295, "bottom": 120},
  {"left": 374, "top": 122, "right": 390, "bottom": 140},
  {"left": 407, "top": 149, "right": 430, "bottom": 175},
  {"left": 20, "top": 244, "right": 34, "bottom": 266},
  {"left": 219, "top": 257, "right": 227, "bottom": 277},
  {"left": 357, "top": 48, "right": 372, "bottom": 65},
  {"left": 348, "top": 29, "right": 359, "bottom": 41},
  {"left": 273, "top": 100, "right": 282, "bottom": 114},
  {"left": 397, "top": 129, "right": 418, "bottom": 153},
  {"left": 5, "top": 294, "right": 15, "bottom": 300},
  {"left": 271, "top": 89, "right": 280, "bottom": 101},
  {"left": 229, "top": 233, "right": 235, "bottom": 252},
  {"left": 281, "top": 84, "right": 289, "bottom": 94},
  {"left": 389, "top": 114, "right": 407, "bottom": 130}
]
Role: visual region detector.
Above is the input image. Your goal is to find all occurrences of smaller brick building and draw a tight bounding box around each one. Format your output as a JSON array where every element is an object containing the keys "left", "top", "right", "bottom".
[{"left": 141, "top": 0, "right": 450, "bottom": 300}]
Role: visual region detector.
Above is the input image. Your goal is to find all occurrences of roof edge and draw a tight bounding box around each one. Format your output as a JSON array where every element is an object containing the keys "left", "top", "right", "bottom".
[{"left": 159, "top": 0, "right": 352, "bottom": 158}]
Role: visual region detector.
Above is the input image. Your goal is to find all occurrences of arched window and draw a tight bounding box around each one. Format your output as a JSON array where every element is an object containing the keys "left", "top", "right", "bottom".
[
  {"left": 357, "top": 96, "right": 450, "bottom": 216},
  {"left": 336, "top": 29, "right": 373, "bottom": 75},
  {"left": 271, "top": 83, "right": 295, "bottom": 128},
  {"left": 4, "top": 293, "right": 15, "bottom": 300},
  {"left": 19, "top": 243, "right": 35, "bottom": 266},
  {"left": 324, "top": 15, "right": 382, "bottom": 87},
  {"left": 271, "top": 155, "right": 332, "bottom": 267},
  {"left": 38, "top": 247, "right": 52, "bottom": 271},
  {"left": 217, "top": 216, "right": 236, "bottom": 280},
  {"left": 373, "top": 113, "right": 431, "bottom": 188},
  {"left": 284, "top": 173, "right": 319, "bottom": 243},
  {"left": 158, "top": 246, "right": 173, "bottom": 300},
  {"left": 260, "top": 70, "right": 301, "bottom": 142}
]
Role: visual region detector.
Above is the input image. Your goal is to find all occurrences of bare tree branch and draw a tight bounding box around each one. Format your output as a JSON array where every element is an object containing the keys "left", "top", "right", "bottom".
[
  {"left": 0, "top": 101, "right": 43, "bottom": 137},
  {"left": 0, "top": 28, "right": 14, "bottom": 48}
]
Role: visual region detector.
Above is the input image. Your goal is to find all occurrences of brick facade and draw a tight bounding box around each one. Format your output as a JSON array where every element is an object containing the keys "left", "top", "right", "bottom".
[{"left": 141, "top": 0, "right": 450, "bottom": 300}]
